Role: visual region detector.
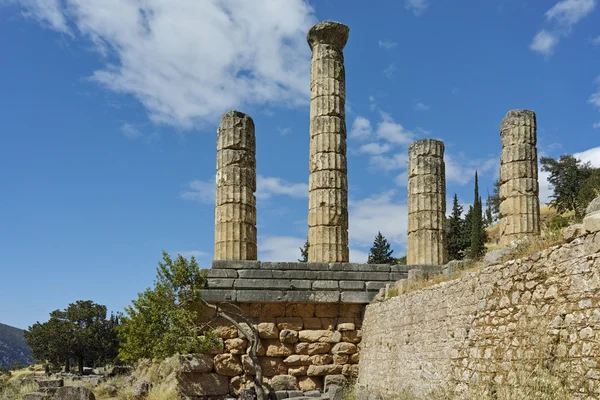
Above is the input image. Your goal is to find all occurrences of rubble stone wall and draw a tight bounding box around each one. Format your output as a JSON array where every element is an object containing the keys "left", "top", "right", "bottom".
[
  {"left": 358, "top": 232, "right": 600, "bottom": 399},
  {"left": 191, "top": 302, "right": 364, "bottom": 396}
]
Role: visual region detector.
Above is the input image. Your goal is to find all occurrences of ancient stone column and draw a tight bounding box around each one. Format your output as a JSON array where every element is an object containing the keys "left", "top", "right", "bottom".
[
  {"left": 214, "top": 110, "right": 257, "bottom": 260},
  {"left": 499, "top": 110, "right": 540, "bottom": 246},
  {"left": 307, "top": 21, "right": 350, "bottom": 262},
  {"left": 407, "top": 139, "right": 447, "bottom": 265}
]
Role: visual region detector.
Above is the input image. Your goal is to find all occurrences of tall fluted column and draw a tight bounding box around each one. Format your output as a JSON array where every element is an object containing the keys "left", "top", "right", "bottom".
[
  {"left": 214, "top": 110, "right": 257, "bottom": 260},
  {"left": 307, "top": 21, "right": 350, "bottom": 262},
  {"left": 407, "top": 139, "right": 447, "bottom": 265},
  {"left": 499, "top": 110, "right": 540, "bottom": 246}
]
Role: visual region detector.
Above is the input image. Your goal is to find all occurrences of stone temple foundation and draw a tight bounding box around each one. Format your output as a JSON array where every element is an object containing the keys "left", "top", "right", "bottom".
[
  {"left": 406, "top": 139, "right": 448, "bottom": 265},
  {"left": 307, "top": 21, "right": 350, "bottom": 263},
  {"left": 214, "top": 110, "right": 257, "bottom": 260},
  {"left": 498, "top": 109, "right": 540, "bottom": 246}
]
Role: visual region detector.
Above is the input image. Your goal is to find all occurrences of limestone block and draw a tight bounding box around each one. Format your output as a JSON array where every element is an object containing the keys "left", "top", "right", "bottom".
[
  {"left": 270, "top": 375, "right": 299, "bottom": 391},
  {"left": 310, "top": 134, "right": 346, "bottom": 155},
  {"left": 500, "top": 160, "right": 538, "bottom": 181},
  {"left": 285, "top": 304, "right": 316, "bottom": 318},
  {"left": 584, "top": 212, "right": 600, "bottom": 234},
  {"left": 257, "top": 322, "right": 279, "bottom": 339},
  {"left": 298, "top": 376, "right": 324, "bottom": 392},
  {"left": 500, "top": 144, "right": 537, "bottom": 163},
  {"left": 563, "top": 224, "right": 584, "bottom": 242},
  {"left": 175, "top": 354, "right": 214, "bottom": 373},
  {"left": 264, "top": 340, "right": 294, "bottom": 357},
  {"left": 215, "top": 186, "right": 256, "bottom": 207},
  {"left": 309, "top": 153, "right": 347, "bottom": 173},
  {"left": 324, "top": 375, "right": 348, "bottom": 391},
  {"left": 308, "top": 207, "right": 349, "bottom": 227},
  {"left": 214, "top": 353, "right": 243, "bottom": 376},
  {"left": 310, "top": 354, "right": 333, "bottom": 365},
  {"left": 280, "top": 329, "right": 300, "bottom": 344},
  {"left": 299, "top": 330, "right": 342, "bottom": 343},
  {"left": 349, "top": 353, "right": 359, "bottom": 364},
  {"left": 54, "top": 387, "right": 96, "bottom": 400},
  {"left": 310, "top": 116, "right": 346, "bottom": 138},
  {"left": 176, "top": 372, "right": 229, "bottom": 397},
  {"left": 225, "top": 338, "right": 248, "bottom": 355},
  {"left": 341, "top": 330, "right": 361, "bottom": 344},
  {"left": 295, "top": 342, "right": 331, "bottom": 355},
  {"left": 283, "top": 355, "right": 312, "bottom": 366},
  {"left": 23, "top": 394, "right": 51, "bottom": 400},
  {"left": 307, "top": 364, "right": 343, "bottom": 376},
  {"left": 315, "top": 303, "right": 339, "bottom": 317},
  {"left": 277, "top": 317, "right": 303, "bottom": 331},
  {"left": 341, "top": 364, "right": 359, "bottom": 378},
  {"left": 288, "top": 366, "right": 309, "bottom": 376},
  {"left": 331, "top": 342, "right": 357, "bottom": 354},
  {"left": 332, "top": 354, "right": 348, "bottom": 364},
  {"left": 217, "top": 149, "right": 256, "bottom": 169},
  {"left": 241, "top": 356, "right": 287, "bottom": 377},
  {"left": 586, "top": 196, "right": 600, "bottom": 215},
  {"left": 38, "top": 379, "right": 64, "bottom": 388},
  {"left": 215, "top": 203, "right": 256, "bottom": 224},
  {"left": 308, "top": 189, "right": 348, "bottom": 209}
]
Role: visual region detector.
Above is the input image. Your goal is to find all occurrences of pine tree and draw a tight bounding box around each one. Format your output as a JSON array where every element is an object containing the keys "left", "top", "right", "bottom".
[
  {"left": 468, "top": 172, "right": 486, "bottom": 259},
  {"left": 298, "top": 238, "right": 309, "bottom": 262},
  {"left": 447, "top": 194, "right": 467, "bottom": 261},
  {"left": 367, "top": 232, "right": 395, "bottom": 264}
]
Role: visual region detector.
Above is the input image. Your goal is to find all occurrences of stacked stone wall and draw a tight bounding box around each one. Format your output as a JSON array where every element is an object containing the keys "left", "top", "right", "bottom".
[
  {"left": 358, "top": 232, "right": 600, "bottom": 399},
  {"left": 186, "top": 302, "right": 363, "bottom": 396}
]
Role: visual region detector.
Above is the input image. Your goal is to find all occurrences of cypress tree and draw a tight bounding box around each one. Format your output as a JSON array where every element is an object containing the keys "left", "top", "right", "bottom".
[
  {"left": 367, "top": 232, "right": 395, "bottom": 264},
  {"left": 298, "top": 237, "right": 309, "bottom": 262},
  {"left": 468, "top": 172, "right": 486, "bottom": 259},
  {"left": 447, "top": 193, "right": 466, "bottom": 261}
]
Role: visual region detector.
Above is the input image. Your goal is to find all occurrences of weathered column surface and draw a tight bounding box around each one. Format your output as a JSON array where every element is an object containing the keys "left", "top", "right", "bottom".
[
  {"left": 407, "top": 139, "right": 447, "bottom": 265},
  {"left": 214, "top": 110, "right": 257, "bottom": 260},
  {"left": 499, "top": 109, "right": 540, "bottom": 246},
  {"left": 307, "top": 21, "right": 350, "bottom": 262}
]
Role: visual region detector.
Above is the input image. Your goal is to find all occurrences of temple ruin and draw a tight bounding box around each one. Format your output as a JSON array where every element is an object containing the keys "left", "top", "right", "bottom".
[
  {"left": 407, "top": 139, "right": 448, "bottom": 265},
  {"left": 214, "top": 110, "right": 257, "bottom": 260},
  {"left": 307, "top": 21, "right": 350, "bottom": 263},
  {"left": 498, "top": 109, "right": 540, "bottom": 246}
]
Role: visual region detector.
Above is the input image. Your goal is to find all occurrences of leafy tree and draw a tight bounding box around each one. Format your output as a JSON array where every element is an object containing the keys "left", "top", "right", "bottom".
[
  {"left": 24, "top": 301, "right": 119, "bottom": 373},
  {"left": 485, "top": 178, "right": 501, "bottom": 223},
  {"left": 541, "top": 155, "right": 599, "bottom": 218},
  {"left": 447, "top": 194, "right": 469, "bottom": 261},
  {"left": 118, "top": 251, "right": 218, "bottom": 363},
  {"left": 367, "top": 232, "right": 395, "bottom": 264},
  {"left": 298, "top": 237, "right": 309, "bottom": 262},
  {"left": 468, "top": 172, "right": 487, "bottom": 260}
]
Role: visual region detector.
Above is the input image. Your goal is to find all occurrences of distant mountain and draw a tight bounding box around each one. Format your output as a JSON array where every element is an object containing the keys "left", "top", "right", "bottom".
[{"left": 0, "top": 323, "right": 34, "bottom": 368}]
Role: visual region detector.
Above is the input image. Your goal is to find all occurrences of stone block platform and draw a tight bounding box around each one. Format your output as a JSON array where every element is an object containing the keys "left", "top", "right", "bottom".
[{"left": 202, "top": 261, "right": 442, "bottom": 304}]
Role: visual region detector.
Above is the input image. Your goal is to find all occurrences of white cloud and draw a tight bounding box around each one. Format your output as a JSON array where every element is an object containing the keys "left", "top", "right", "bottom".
[
  {"left": 349, "top": 190, "right": 408, "bottom": 250},
  {"left": 358, "top": 142, "right": 392, "bottom": 155},
  {"left": 256, "top": 175, "right": 308, "bottom": 199},
  {"left": 349, "top": 248, "right": 369, "bottom": 263},
  {"left": 530, "top": 30, "right": 559, "bottom": 56},
  {"left": 8, "top": 0, "right": 316, "bottom": 128},
  {"left": 530, "top": 0, "right": 596, "bottom": 57},
  {"left": 277, "top": 127, "right": 291, "bottom": 136},
  {"left": 413, "top": 102, "right": 430, "bottom": 111},
  {"left": 546, "top": 0, "right": 596, "bottom": 26},
  {"left": 405, "top": 0, "right": 429, "bottom": 16},
  {"left": 259, "top": 236, "right": 305, "bottom": 262},
  {"left": 593, "top": 35, "right": 600, "bottom": 45},
  {"left": 369, "top": 153, "right": 409, "bottom": 172},
  {"left": 375, "top": 112, "right": 414, "bottom": 145},
  {"left": 590, "top": 77, "right": 600, "bottom": 109},
  {"left": 383, "top": 64, "right": 397, "bottom": 79},
  {"left": 593, "top": 122, "right": 600, "bottom": 128},
  {"left": 538, "top": 169, "right": 553, "bottom": 205},
  {"left": 445, "top": 154, "right": 498, "bottom": 185},
  {"left": 349, "top": 116, "right": 372, "bottom": 139},
  {"left": 395, "top": 171, "right": 408, "bottom": 187},
  {"left": 13, "top": 0, "right": 70, "bottom": 33},
  {"left": 574, "top": 146, "right": 600, "bottom": 166},
  {"left": 181, "top": 177, "right": 216, "bottom": 204},
  {"left": 378, "top": 40, "right": 397, "bottom": 49},
  {"left": 120, "top": 123, "right": 142, "bottom": 139}
]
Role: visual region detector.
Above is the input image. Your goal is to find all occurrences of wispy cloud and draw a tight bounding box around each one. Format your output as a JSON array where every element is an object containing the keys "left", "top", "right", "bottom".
[
  {"left": 369, "top": 153, "right": 409, "bottom": 172},
  {"left": 383, "top": 64, "right": 397, "bottom": 79},
  {"left": 378, "top": 40, "right": 397, "bottom": 49},
  {"left": 256, "top": 175, "right": 307, "bottom": 199},
  {"left": 277, "top": 127, "right": 291, "bottom": 136},
  {"left": 175, "top": 250, "right": 209, "bottom": 260},
  {"left": 445, "top": 154, "right": 498, "bottom": 185},
  {"left": 349, "top": 116, "right": 373, "bottom": 140},
  {"left": 530, "top": 0, "right": 597, "bottom": 57},
  {"left": 593, "top": 122, "right": 600, "bottom": 128},
  {"left": 120, "top": 123, "right": 143, "bottom": 139},
  {"left": 405, "top": 0, "right": 430, "bottom": 16},
  {"left": 259, "top": 236, "right": 306, "bottom": 262},
  {"left": 6, "top": 0, "right": 317, "bottom": 128},
  {"left": 358, "top": 142, "right": 392, "bottom": 155},
  {"left": 530, "top": 30, "right": 559, "bottom": 57},
  {"left": 590, "top": 76, "right": 600, "bottom": 109},
  {"left": 181, "top": 177, "right": 215, "bottom": 204},
  {"left": 592, "top": 35, "right": 600, "bottom": 45},
  {"left": 375, "top": 112, "right": 414, "bottom": 145},
  {"left": 413, "top": 102, "right": 430, "bottom": 111}
]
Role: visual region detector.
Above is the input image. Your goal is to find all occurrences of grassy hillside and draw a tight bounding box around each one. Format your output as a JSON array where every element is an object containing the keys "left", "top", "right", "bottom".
[{"left": 0, "top": 323, "right": 34, "bottom": 368}]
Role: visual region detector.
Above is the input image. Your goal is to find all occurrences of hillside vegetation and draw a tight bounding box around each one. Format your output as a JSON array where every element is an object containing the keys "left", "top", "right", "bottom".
[{"left": 0, "top": 323, "right": 33, "bottom": 368}]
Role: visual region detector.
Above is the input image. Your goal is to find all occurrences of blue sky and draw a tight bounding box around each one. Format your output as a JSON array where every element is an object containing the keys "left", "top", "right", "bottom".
[{"left": 1, "top": 0, "right": 599, "bottom": 329}]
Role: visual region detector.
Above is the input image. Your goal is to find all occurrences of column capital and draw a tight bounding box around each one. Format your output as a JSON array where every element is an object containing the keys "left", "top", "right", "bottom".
[{"left": 307, "top": 21, "right": 349, "bottom": 51}]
